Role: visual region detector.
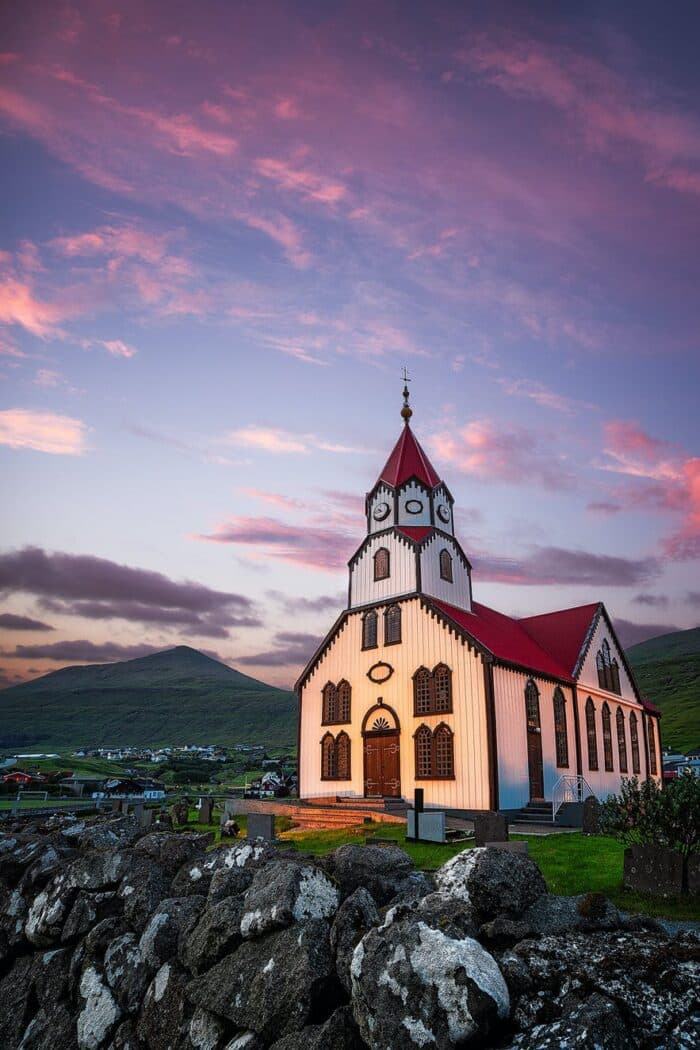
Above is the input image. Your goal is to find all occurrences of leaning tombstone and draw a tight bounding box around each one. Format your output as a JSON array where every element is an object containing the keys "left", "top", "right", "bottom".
[
  {"left": 140, "top": 808, "right": 154, "bottom": 828},
  {"left": 582, "top": 796, "right": 601, "bottom": 835},
  {"left": 111, "top": 799, "right": 121, "bottom": 813},
  {"left": 247, "top": 813, "right": 276, "bottom": 841},
  {"left": 199, "top": 798, "right": 213, "bottom": 825}
]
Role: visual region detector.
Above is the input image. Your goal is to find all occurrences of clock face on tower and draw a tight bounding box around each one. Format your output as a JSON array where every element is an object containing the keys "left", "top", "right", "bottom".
[
  {"left": 437, "top": 503, "right": 451, "bottom": 524},
  {"left": 373, "top": 501, "right": 390, "bottom": 522}
]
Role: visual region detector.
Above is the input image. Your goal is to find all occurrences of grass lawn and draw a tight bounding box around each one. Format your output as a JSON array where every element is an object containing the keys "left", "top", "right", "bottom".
[{"left": 0, "top": 797, "right": 97, "bottom": 810}]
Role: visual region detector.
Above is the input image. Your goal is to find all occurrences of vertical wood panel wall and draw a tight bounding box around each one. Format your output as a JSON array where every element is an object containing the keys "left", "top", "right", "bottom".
[
  {"left": 299, "top": 597, "right": 491, "bottom": 809},
  {"left": 349, "top": 533, "right": 417, "bottom": 607},
  {"left": 419, "top": 533, "right": 472, "bottom": 610}
]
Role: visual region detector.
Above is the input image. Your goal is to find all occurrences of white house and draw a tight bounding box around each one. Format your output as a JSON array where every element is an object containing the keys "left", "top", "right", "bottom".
[{"left": 297, "top": 388, "right": 662, "bottom": 816}]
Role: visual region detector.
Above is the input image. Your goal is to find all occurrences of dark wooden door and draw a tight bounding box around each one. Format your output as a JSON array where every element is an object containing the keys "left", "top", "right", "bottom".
[
  {"left": 527, "top": 730, "right": 544, "bottom": 800},
  {"left": 363, "top": 732, "right": 401, "bottom": 797}
]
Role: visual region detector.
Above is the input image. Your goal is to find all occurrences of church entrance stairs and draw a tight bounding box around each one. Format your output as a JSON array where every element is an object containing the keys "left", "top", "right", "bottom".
[{"left": 511, "top": 800, "right": 553, "bottom": 826}]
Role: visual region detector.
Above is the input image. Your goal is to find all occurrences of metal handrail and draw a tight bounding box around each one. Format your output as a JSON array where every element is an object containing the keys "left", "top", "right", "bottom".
[{"left": 552, "top": 774, "right": 596, "bottom": 821}]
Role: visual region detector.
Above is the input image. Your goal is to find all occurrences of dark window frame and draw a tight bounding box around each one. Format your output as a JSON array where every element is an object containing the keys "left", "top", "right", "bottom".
[
  {"left": 373, "top": 547, "right": 390, "bottom": 581},
  {"left": 553, "top": 687, "right": 569, "bottom": 768},
  {"left": 647, "top": 718, "right": 658, "bottom": 775},
  {"left": 585, "top": 697, "right": 599, "bottom": 772},
  {"left": 362, "top": 609, "right": 378, "bottom": 651},
  {"left": 630, "top": 711, "right": 641, "bottom": 774},
  {"left": 439, "top": 548, "right": 453, "bottom": 582},
  {"left": 413, "top": 721, "right": 455, "bottom": 780},
  {"left": 602, "top": 701, "right": 614, "bottom": 772},
  {"left": 596, "top": 638, "right": 621, "bottom": 695},
  {"left": 616, "top": 707, "right": 628, "bottom": 774},
  {"left": 321, "top": 730, "right": 351, "bottom": 781},
  {"left": 384, "top": 604, "right": 402, "bottom": 646},
  {"left": 412, "top": 663, "right": 453, "bottom": 716}
]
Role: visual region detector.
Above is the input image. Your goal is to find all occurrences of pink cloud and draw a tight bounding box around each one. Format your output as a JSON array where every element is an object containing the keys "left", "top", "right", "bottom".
[
  {"left": 255, "top": 156, "right": 347, "bottom": 204},
  {"left": 498, "top": 378, "right": 590, "bottom": 415},
  {"left": 0, "top": 408, "right": 87, "bottom": 455},
  {"left": 194, "top": 515, "right": 353, "bottom": 572},
  {"left": 240, "top": 488, "right": 306, "bottom": 510},
  {"left": 0, "top": 276, "right": 71, "bottom": 338},
  {"left": 429, "top": 419, "right": 574, "bottom": 489}
]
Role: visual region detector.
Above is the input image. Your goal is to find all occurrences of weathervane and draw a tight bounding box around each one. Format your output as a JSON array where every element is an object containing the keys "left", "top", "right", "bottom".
[{"left": 400, "top": 366, "right": 413, "bottom": 424}]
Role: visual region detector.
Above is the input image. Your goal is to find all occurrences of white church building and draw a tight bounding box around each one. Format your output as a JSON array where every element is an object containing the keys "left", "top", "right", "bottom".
[{"left": 296, "top": 389, "right": 662, "bottom": 817}]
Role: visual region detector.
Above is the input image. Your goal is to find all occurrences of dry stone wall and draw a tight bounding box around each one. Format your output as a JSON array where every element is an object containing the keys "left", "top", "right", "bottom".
[{"left": 0, "top": 812, "right": 698, "bottom": 1050}]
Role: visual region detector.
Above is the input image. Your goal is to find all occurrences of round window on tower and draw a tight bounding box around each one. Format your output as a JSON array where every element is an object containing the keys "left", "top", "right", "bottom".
[
  {"left": 437, "top": 503, "right": 451, "bottom": 523},
  {"left": 405, "top": 499, "right": 423, "bottom": 514},
  {"left": 373, "top": 501, "right": 390, "bottom": 521}
]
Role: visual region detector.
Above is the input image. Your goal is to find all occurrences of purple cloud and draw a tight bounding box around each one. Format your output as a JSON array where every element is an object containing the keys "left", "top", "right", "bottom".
[
  {"left": 0, "top": 612, "right": 54, "bottom": 631},
  {"left": 632, "top": 594, "right": 669, "bottom": 608},
  {"left": 237, "top": 631, "right": 322, "bottom": 668},
  {"left": 473, "top": 546, "right": 659, "bottom": 587},
  {"left": 4, "top": 640, "right": 163, "bottom": 663},
  {"left": 614, "top": 619, "right": 679, "bottom": 649},
  {"left": 195, "top": 516, "right": 354, "bottom": 572}
]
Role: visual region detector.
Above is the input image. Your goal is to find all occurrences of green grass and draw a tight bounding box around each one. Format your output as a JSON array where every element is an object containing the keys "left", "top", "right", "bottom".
[
  {"left": 627, "top": 627, "right": 700, "bottom": 753},
  {"left": 279, "top": 824, "right": 700, "bottom": 922},
  {"left": 0, "top": 798, "right": 98, "bottom": 811}
]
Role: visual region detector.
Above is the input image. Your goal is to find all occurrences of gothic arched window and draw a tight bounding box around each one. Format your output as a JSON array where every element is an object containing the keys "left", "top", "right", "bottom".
[
  {"left": 374, "top": 547, "right": 390, "bottom": 581},
  {"left": 384, "top": 604, "right": 402, "bottom": 645},
  {"left": 630, "top": 711, "right": 641, "bottom": 774},
  {"left": 616, "top": 707, "right": 628, "bottom": 774},
  {"left": 337, "top": 680, "right": 351, "bottom": 723},
  {"left": 647, "top": 718, "right": 658, "bottom": 775},
  {"left": 553, "top": 688, "right": 569, "bottom": 768},
  {"left": 602, "top": 702, "right": 613, "bottom": 771},
  {"left": 439, "top": 549, "right": 453, "bottom": 582},
  {"left": 413, "top": 667, "right": 432, "bottom": 715},
  {"left": 321, "top": 733, "right": 336, "bottom": 779},
  {"left": 610, "top": 659, "right": 621, "bottom": 695},
  {"left": 433, "top": 664, "right": 452, "bottom": 713},
  {"left": 434, "top": 723, "right": 455, "bottom": 778},
  {"left": 414, "top": 724, "right": 433, "bottom": 778},
  {"left": 596, "top": 639, "right": 621, "bottom": 695},
  {"left": 322, "top": 682, "right": 338, "bottom": 724},
  {"left": 586, "top": 697, "right": 599, "bottom": 772},
  {"left": 362, "top": 610, "right": 378, "bottom": 650},
  {"left": 336, "top": 732, "right": 351, "bottom": 780},
  {"left": 525, "top": 680, "right": 541, "bottom": 731}
]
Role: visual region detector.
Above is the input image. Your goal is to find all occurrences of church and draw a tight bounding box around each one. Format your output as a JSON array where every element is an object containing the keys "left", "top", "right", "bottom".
[{"left": 296, "top": 387, "right": 662, "bottom": 817}]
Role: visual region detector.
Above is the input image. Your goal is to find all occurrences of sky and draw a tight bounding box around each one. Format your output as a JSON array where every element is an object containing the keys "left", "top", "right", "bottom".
[{"left": 1, "top": 0, "right": 699, "bottom": 691}]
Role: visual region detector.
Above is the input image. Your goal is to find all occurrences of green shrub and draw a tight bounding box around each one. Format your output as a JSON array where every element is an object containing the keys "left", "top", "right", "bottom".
[{"left": 600, "top": 773, "right": 699, "bottom": 860}]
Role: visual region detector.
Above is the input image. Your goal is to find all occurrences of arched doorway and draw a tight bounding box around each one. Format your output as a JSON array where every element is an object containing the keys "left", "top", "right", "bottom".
[{"left": 362, "top": 702, "right": 401, "bottom": 797}]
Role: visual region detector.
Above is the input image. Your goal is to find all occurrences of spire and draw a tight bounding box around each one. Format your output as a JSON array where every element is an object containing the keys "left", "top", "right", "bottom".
[
  {"left": 378, "top": 425, "right": 441, "bottom": 489},
  {"left": 400, "top": 366, "right": 412, "bottom": 425}
]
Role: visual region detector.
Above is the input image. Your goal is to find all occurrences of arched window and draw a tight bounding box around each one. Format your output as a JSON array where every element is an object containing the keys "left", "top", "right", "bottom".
[
  {"left": 586, "top": 697, "right": 598, "bottom": 772},
  {"left": 596, "top": 639, "right": 621, "bottom": 695},
  {"left": 647, "top": 718, "right": 658, "bottom": 775},
  {"left": 414, "top": 724, "right": 433, "bottom": 778},
  {"left": 321, "top": 733, "right": 336, "bottom": 779},
  {"left": 616, "top": 707, "right": 627, "bottom": 774},
  {"left": 433, "top": 664, "right": 452, "bottom": 713},
  {"left": 553, "top": 688, "right": 569, "bottom": 768},
  {"left": 630, "top": 711, "right": 640, "bottom": 774},
  {"left": 374, "top": 547, "right": 390, "bottom": 581},
  {"left": 610, "top": 659, "right": 621, "bottom": 695},
  {"left": 413, "top": 667, "right": 432, "bottom": 715},
  {"left": 602, "top": 702, "right": 613, "bottom": 771},
  {"left": 322, "top": 682, "right": 338, "bottom": 724},
  {"left": 384, "top": 604, "right": 402, "bottom": 645},
  {"left": 362, "top": 610, "right": 378, "bottom": 650},
  {"left": 336, "top": 732, "right": 351, "bottom": 780},
  {"left": 439, "top": 549, "right": 453, "bottom": 582},
  {"left": 434, "top": 723, "right": 455, "bottom": 777},
  {"left": 525, "top": 680, "right": 541, "bottom": 731},
  {"left": 413, "top": 664, "right": 453, "bottom": 715},
  {"left": 337, "top": 680, "right": 351, "bottom": 723}
]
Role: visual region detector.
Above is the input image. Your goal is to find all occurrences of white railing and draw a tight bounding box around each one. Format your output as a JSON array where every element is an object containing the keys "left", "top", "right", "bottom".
[{"left": 552, "top": 774, "right": 596, "bottom": 821}]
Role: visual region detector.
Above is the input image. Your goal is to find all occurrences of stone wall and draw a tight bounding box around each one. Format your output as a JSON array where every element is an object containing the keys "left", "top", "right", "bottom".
[{"left": 0, "top": 811, "right": 698, "bottom": 1050}]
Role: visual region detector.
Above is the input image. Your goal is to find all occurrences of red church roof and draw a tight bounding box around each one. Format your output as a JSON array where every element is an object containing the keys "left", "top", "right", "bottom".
[
  {"left": 432, "top": 599, "right": 575, "bottom": 681},
  {"left": 378, "top": 425, "right": 441, "bottom": 489},
  {"left": 518, "top": 603, "right": 600, "bottom": 676},
  {"left": 397, "top": 526, "right": 434, "bottom": 543}
]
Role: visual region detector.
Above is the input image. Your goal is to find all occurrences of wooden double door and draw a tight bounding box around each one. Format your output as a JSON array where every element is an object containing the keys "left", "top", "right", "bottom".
[{"left": 363, "top": 731, "right": 401, "bottom": 797}]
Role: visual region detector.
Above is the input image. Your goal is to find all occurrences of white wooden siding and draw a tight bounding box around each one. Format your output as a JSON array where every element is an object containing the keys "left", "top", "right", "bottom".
[
  {"left": 578, "top": 617, "right": 636, "bottom": 701},
  {"left": 349, "top": 532, "right": 416, "bottom": 608},
  {"left": 420, "top": 533, "right": 472, "bottom": 611},
  {"left": 493, "top": 667, "right": 577, "bottom": 809},
  {"left": 575, "top": 690, "right": 658, "bottom": 799},
  {"left": 397, "top": 481, "right": 432, "bottom": 527},
  {"left": 299, "top": 597, "right": 491, "bottom": 809},
  {"left": 368, "top": 484, "right": 395, "bottom": 534}
]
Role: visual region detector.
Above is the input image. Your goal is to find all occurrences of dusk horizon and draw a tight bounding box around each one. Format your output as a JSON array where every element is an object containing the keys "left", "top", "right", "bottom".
[{"left": 2, "top": 1, "right": 699, "bottom": 692}]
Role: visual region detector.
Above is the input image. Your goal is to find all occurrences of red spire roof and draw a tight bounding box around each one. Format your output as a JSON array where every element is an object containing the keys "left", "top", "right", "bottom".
[{"left": 378, "top": 425, "right": 441, "bottom": 489}]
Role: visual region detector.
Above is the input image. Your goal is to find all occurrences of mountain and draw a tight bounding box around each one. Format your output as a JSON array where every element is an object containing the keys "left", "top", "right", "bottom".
[
  {"left": 0, "top": 646, "right": 298, "bottom": 751},
  {"left": 626, "top": 626, "right": 700, "bottom": 754}
]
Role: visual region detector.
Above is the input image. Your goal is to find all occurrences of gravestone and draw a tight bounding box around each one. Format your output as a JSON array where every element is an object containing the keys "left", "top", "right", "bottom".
[
  {"left": 247, "top": 813, "right": 276, "bottom": 841},
  {"left": 132, "top": 802, "right": 144, "bottom": 824},
  {"left": 140, "top": 808, "right": 154, "bottom": 828},
  {"left": 486, "top": 840, "right": 529, "bottom": 854},
  {"left": 407, "top": 810, "right": 446, "bottom": 843},
  {"left": 111, "top": 799, "right": 122, "bottom": 813},
  {"left": 199, "top": 798, "right": 213, "bottom": 825},
  {"left": 623, "top": 844, "right": 684, "bottom": 897},
  {"left": 474, "top": 812, "right": 508, "bottom": 846},
  {"left": 120, "top": 800, "right": 131, "bottom": 815},
  {"left": 582, "top": 796, "right": 601, "bottom": 835},
  {"left": 171, "top": 800, "right": 190, "bottom": 826}
]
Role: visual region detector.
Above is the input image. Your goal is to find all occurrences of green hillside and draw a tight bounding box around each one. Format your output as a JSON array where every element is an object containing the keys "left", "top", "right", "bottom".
[
  {"left": 0, "top": 646, "right": 298, "bottom": 752},
  {"left": 626, "top": 626, "right": 700, "bottom": 754}
]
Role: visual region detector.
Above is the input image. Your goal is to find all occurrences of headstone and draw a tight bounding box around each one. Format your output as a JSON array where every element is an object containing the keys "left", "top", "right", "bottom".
[
  {"left": 474, "top": 812, "right": 508, "bottom": 846},
  {"left": 486, "top": 840, "right": 529, "bottom": 854},
  {"left": 111, "top": 799, "right": 121, "bottom": 813},
  {"left": 172, "top": 800, "right": 189, "bottom": 826},
  {"left": 140, "top": 808, "right": 154, "bottom": 828},
  {"left": 120, "top": 800, "right": 131, "bottom": 815},
  {"left": 623, "top": 844, "right": 684, "bottom": 897},
  {"left": 407, "top": 810, "right": 446, "bottom": 843},
  {"left": 132, "top": 802, "right": 144, "bottom": 824},
  {"left": 247, "top": 813, "right": 276, "bottom": 841},
  {"left": 582, "top": 796, "right": 601, "bottom": 835},
  {"left": 199, "top": 798, "right": 213, "bottom": 825}
]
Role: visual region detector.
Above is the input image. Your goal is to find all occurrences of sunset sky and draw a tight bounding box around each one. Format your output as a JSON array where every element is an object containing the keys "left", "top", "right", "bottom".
[{"left": 1, "top": 0, "right": 699, "bottom": 690}]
